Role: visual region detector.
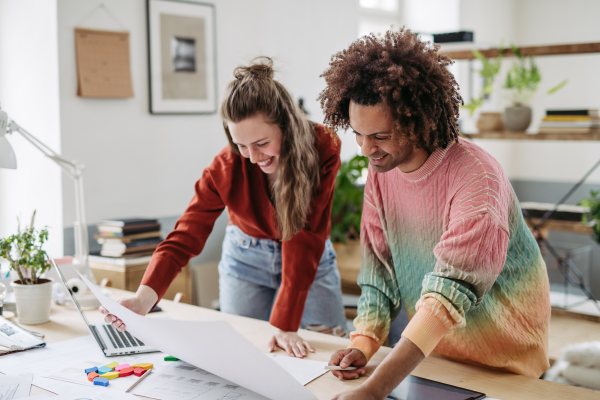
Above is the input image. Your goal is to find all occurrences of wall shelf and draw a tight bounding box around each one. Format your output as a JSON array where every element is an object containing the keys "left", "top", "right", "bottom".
[
  {"left": 461, "top": 129, "right": 600, "bottom": 141},
  {"left": 441, "top": 42, "right": 600, "bottom": 60}
]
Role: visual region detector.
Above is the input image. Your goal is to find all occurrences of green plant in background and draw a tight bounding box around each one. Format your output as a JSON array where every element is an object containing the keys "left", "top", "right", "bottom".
[
  {"left": 462, "top": 45, "right": 504, "bottom": 116},
  {"left": 504, "top": 44, "right": 568, "bottom": 106},
  {"left": 579, "top": 190, "right": 600, "bottom": 244},
  {"left": 0, "top": 211, "right": 51, "bottom": 285},
  {"left": 331, "top": 155, "right": 369, "bottom": 243}
]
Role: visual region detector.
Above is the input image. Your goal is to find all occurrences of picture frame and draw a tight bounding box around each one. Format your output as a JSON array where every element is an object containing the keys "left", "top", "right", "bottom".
[{"left": 146, "top": 0, "right": 217, "bottom": 114}]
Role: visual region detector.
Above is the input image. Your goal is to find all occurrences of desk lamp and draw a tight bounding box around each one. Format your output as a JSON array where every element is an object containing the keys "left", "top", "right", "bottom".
[{"left": 0, "top": 102, "right": 100, "bottom": 308}]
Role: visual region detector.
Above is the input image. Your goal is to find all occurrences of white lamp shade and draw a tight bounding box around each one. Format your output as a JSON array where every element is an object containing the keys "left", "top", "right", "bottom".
[{"left": 0, "top": 135, "right": 17, "bottom": 169}]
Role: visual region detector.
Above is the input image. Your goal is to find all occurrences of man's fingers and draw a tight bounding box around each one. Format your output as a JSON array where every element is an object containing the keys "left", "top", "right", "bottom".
[
  {"left": 339, "top": 370, "right": 361, "bottom": 380},
  {"left": 329, "top": 349, "right": 349, "bottom": 366},
  {"left": 340, "top": 352, "right": 357, "bottom": 368}
]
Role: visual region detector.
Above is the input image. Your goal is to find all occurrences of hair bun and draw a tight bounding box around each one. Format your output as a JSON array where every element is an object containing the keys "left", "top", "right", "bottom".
[{"left": 234, "top": 56, "right": 274, "bottom": 80}]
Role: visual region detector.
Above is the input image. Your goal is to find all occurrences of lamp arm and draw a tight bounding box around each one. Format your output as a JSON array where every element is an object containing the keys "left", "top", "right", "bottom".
[{"left": 7, "top": 120, "right": 95, "bottom": 283}]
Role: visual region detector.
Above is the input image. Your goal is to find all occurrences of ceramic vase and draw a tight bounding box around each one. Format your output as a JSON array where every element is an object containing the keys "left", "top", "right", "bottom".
[
  {"left": 503, "top": 105, "right": 532, "bottom": 131},
  {"left": 476, "top": 112, "right": 504, "bottom": 132},
  {"left": 11, "top": 278, "right": 53, "bottom": 324}
]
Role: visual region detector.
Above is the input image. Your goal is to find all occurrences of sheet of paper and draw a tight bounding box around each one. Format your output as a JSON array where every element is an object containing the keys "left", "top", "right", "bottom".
[
  {"left": 266, "top": 354, "right": 328, "bottom": 385},
  {"left": 130, "top": 363, "right": 269, "bottom": 400},
  {"left": 0, "top": 373, "right": 33, "bottom": 399},
  {"left": 52, "top": 387, "right": 139, "bottom": 400},
  {"left": 79, "top": 272, "right": 316, "bottom": 400},
  {"left": 0, "top": 335, "right": 163, "bottom": 395}
]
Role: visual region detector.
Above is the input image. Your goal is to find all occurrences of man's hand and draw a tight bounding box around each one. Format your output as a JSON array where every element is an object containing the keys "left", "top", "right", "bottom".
[
  {"left": 267, "top": 330, "right": 314, "bottom": 358},
  {"left": 99, "top": 285, "right": 158, "bottom": 332},
  {"left": 328, "top": 348, "right": 367, "bottom": 380},
  {"left": 332, "top": 387, "right": 378, "bottom": 400}
]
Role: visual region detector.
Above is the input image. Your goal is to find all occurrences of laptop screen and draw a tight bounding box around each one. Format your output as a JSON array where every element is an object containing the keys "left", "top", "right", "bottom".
[{"left": 47, "top": 255, "right": 96, "bottom": 330}]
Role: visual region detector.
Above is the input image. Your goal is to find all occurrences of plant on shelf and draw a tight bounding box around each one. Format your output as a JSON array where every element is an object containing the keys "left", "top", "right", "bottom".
[
  {"left": 0, "top": 211, "right": 55, "bottom": 324},
  {"left": 579, "top": 189, "right": 600, "bottom": 244},
  {"left": 461, "top": 45, "right": 505, "bottom": 133},
  {"left": 331, "top": 154, "right": 369, "bottom": 244},
  {"left": 502, "top": 44, "right": 568, "bottom": 131},
  {"left": 462, "top": 47, "right": 503, "bottom": 116}
]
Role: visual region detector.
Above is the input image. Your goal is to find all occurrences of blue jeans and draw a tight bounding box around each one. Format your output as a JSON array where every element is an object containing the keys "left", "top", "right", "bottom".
[{"left": 218, "top": 225, "right": 347, "bottom": 332}]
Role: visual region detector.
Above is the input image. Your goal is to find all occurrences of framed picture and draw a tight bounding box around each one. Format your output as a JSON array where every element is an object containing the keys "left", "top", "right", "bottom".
[{"left": 147, "top": 0, "right": 217, "bottom": 114}]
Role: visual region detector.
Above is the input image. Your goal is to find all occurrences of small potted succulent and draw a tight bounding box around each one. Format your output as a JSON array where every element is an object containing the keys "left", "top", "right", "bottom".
[
  {"left": 502, "top": 44, "right": 567, "bottom": 131},
  {"left": 0, "top": 211, "right": 53, "bottom": 324}
]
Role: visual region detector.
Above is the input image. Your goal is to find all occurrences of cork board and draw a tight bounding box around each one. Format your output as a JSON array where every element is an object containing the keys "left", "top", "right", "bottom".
[{"left": 75, "top": 28, "right": 134, "bottom": 98}]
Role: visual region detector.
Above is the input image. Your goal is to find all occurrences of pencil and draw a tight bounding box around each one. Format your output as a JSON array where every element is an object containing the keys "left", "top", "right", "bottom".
[{"left": 126, "top": 368, "right": 153, "bottom": 392}]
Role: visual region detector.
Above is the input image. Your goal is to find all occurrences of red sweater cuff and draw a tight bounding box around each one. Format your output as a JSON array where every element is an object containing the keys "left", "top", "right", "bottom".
[
  {"left": 140, "top": 254, "right": 182, "bottom": 302},
  {"left": 269, "top": 286, "right": 309, "bottom": 332}
]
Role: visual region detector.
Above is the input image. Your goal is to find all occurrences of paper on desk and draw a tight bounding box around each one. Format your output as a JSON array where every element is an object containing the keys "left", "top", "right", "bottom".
[
  {"left": 78, "top": 272, "right": 317, "bottom": 400},
  {"left": 130, "top": 363, "right": 269, "bottom": 400},
  {"left": 266, "top": 354, "right": 328, "bottom": 385},
  {"left": 52, "top": 387, "right": 139, "bottom": 400},
  {"left": 0, "top": 373, "right": 33, "bottom": 399},
  {"left": 0, "top": 335, "right": 164, "bottom": 395}
]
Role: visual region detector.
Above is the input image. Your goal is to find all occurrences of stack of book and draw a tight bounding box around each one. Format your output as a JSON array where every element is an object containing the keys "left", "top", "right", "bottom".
[
  {"left": 93, "top": 218, "right": 162, "bottom": 258},
  {"left": 538, "top": 109, "right": 600, "bottom": 134}
]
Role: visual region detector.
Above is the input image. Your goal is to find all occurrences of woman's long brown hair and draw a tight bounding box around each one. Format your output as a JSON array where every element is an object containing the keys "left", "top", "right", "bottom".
[{"left": 220, "top": 57, "right": 320, "bottom": 241}]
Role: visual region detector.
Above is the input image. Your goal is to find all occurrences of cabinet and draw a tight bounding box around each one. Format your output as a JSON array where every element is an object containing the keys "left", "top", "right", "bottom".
[{"left": 90, "top": 262, "right": 193, "bottom": 304}]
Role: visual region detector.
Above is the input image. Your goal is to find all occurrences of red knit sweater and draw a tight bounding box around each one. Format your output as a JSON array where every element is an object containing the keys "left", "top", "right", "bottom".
[{"left": 140, "top": 125, "right": 341, "bottom": 331}]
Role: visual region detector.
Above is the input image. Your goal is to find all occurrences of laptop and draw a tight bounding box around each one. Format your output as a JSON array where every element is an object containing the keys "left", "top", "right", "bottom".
[{"left": 51, "top": 256, "right": 159, "bottom": 357}]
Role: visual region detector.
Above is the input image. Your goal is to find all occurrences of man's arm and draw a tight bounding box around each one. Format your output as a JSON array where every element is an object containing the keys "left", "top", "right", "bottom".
[{"left": 332, "top": 337, "right": 424, "bottom": 400}]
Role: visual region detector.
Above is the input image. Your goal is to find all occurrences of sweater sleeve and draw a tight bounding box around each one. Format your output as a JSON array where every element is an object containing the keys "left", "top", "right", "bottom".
[
  {"left": 402, "top": 177, "right": 511, "bottom": 356},
  {"left": 348, "top": 168, "right": 402, "bottom": 361},
  {"left": 270, "top": 137, "right": 341, "bottom": 332},
  {"left": 141, "top": 157, "right": 227, "bottom": 302}
]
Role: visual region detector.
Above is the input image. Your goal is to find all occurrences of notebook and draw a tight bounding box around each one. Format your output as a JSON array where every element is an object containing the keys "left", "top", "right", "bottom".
[{"left": 0, "top": 316, "right": 46, "bottom": 355}]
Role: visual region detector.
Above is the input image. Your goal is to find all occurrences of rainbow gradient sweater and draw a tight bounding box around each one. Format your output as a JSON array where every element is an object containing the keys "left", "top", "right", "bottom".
[{"left": 349, "top": 138, "right": 550, "bottom": 378}]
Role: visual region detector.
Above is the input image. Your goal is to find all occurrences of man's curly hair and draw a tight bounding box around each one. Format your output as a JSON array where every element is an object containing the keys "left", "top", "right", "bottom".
[{"left": 319, "top": 27, "right": 463, "bottom": 153}]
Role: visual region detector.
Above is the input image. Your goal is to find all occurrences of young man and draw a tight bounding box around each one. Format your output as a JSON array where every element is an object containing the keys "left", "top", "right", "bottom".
[{"left": 318, "top": 28, "right": 550, "bottom": 400}]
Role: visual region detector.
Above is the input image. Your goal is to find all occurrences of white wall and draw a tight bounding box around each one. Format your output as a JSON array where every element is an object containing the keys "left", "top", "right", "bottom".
[
  {"left": 0, "top": 0, "right": 64, "bottom": 258},
  {"left": 57, "top": 0, "right": 359, "bottom": 227},
  {"left": 460, "top": 0, "right": 600, "bottom": 184}
]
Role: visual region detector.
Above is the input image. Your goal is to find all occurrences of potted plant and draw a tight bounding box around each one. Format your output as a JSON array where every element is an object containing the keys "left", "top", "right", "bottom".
[
  {"left": 331, "top": 155, "right": 368, "bottom": 294},
  {"left": 502, "top": 44, "right": 568, "bottom": 131},
  {"left": 579, "top": 190, "right": 600, "bottom": 244},
  {"left": 462, "top": 46, "right": 504, "bottom": 132},
  {"left": 0, "top": 212, "right": 53, "bottom": 324}
]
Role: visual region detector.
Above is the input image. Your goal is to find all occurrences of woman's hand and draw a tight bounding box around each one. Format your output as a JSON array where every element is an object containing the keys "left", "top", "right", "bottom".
[
  {"left": 267, "top": 330, "right": 314, "bottom": 358},
  {"left": 99, "top": 285, "right": 158, "bottom": 332}
]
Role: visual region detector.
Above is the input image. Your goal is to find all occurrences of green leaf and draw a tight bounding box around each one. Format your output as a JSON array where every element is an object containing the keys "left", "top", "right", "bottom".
[{"left": 547, "top": 79, "right": 568, "bottom": 95}]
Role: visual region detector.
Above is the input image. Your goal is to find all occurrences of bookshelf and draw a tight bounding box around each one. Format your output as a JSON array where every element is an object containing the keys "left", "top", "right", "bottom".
[
  {"left": 440, "top": 42, "right": 600, "bottom": 60},
  {"left": 461, "top": 129, "right": 600, "bottom": 141},
  {"left": 445, "top": 42, "right": 600, "bottom": 140}
]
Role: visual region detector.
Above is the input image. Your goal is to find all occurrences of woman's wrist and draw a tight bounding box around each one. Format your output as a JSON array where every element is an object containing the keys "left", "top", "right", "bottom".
[{"left": 135, "top": 285, "right": 159, "bottom": 314}]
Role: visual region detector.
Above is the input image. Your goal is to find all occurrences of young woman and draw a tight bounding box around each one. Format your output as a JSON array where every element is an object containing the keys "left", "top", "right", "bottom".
[{"left": 100, "top": 57, "right": 347, "bottom": 358}]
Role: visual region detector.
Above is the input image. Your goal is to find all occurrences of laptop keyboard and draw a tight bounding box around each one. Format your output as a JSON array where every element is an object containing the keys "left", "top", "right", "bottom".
[{"left": 102, "top": 325, "right": 145, "bottom": 348}]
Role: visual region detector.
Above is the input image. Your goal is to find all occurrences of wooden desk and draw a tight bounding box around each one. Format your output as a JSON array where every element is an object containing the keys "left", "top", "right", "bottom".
[{"left": 23, "top": 289, "right": 599, "bottom": 399}]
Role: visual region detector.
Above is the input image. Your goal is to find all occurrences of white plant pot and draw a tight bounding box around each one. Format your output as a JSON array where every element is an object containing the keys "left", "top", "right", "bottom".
[{"left": 11, "top": 278, "right": 54, "bottom": 325}]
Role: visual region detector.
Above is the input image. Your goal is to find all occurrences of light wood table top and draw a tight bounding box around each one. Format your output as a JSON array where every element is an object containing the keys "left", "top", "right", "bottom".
[{"left": 21, "top": 288, "right": 600, "bottom": 399}]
